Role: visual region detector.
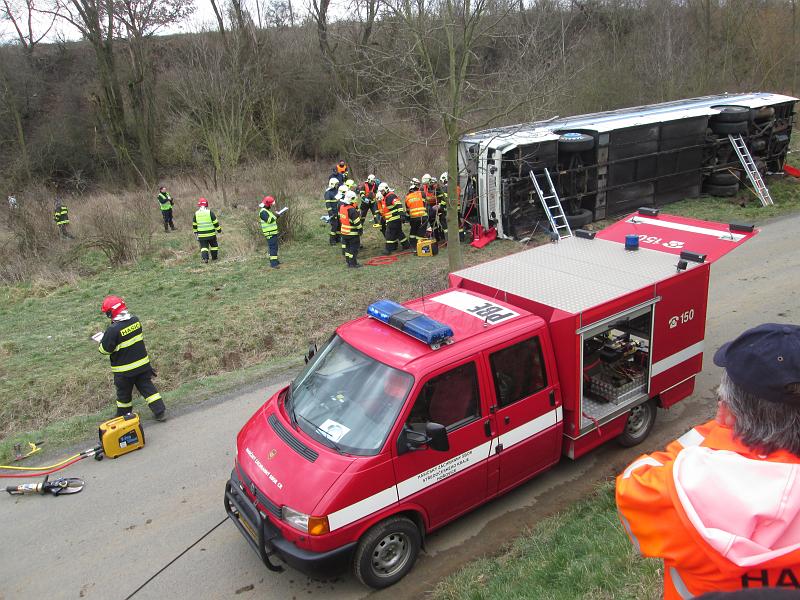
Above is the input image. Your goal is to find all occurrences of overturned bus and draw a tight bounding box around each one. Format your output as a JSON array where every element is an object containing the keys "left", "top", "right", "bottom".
[{"left": 457, "top": 92, "right": 796, "bottom": 240}]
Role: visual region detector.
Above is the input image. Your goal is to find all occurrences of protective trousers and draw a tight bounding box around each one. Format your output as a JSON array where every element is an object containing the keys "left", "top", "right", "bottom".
[
  {"left": 266, "top": 235, "right": 279, "bottom": 267},
  {"left": 162, "top": 208, "right": 176, "bottom": 231},
  {"left": 384, "top": 220, "right": 404, "bottom": 253},
  {"left": 114, "top": 371, "right": 165, "bottom": 417},
  {"left": 408, "top": 217, "right": 428, "bottom": 246},
  {"left": 326, "top": 202, "right": 340, "bottom": 244},
  {"left": 343, "top": 235, "right": 360, "bottom": 266},
  {"left": 199, "top": 236, "right": 218, "bottom": 262}
]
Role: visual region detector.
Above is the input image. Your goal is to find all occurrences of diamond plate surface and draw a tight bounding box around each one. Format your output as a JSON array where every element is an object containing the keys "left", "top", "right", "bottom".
[{"left": 454, "top": 237, "right": 688, "bottom": 314}]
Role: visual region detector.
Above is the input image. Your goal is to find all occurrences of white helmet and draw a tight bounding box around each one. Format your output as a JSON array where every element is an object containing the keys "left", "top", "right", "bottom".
[
  {"left": 421, "top": 173, "right": 432, "bottom": 184},
  {"left": 328, "top": 177, "right": 339, "bottom": 188},
  {"left": 378, "top": 182, "right": 389, "bottom": 194},
  {"left": 367, "top": 174, "right": 376, "bottom": 182},
  {"left": 439, "top": 172, "right": 448, "bottom": 184},
  {"left": 337, "top": 185, "right": 348, "bottom": 200},
  {"left": 344, "top": 190, "right": 358, "bottom": 204}
]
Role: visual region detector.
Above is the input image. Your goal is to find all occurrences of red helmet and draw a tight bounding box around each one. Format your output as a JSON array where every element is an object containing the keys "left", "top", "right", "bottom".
[
  {"left": 262, "top": 196, "right": 275, "bottom": 207},
  {"left": 197, "top": 197, "right": 209, "bottom": 207},
  {"left": 101, "top": 295, "right": 127, "bottom": 319}
]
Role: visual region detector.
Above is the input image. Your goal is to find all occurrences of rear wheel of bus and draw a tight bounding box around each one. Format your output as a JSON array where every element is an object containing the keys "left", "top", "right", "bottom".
[{"left": 353, "top": 515, "right": 422, "bottom": 588}]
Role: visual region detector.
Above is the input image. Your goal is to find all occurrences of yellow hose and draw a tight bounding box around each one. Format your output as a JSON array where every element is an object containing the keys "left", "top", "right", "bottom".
[{"left": 0, "top": 453, "right": 82, "bottom": 471}]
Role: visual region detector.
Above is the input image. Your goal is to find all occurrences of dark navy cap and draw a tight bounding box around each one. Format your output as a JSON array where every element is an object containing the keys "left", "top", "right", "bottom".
[{"left": 713, "top": 323, "right": 800, "bottom": 405}]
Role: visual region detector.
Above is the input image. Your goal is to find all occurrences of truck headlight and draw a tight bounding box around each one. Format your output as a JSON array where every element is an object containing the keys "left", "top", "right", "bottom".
[{"left": 282, "top": 506, "right": 330, "bottom": 536}]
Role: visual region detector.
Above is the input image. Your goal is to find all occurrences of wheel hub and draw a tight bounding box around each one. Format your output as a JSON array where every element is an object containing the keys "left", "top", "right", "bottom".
[{"left": 372, "top": 532, "right": 410, "bottom": 576}]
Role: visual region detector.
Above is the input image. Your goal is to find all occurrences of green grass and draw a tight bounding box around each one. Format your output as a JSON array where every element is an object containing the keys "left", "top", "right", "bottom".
[{"left": 431, "top": 482, "right": 661, "bottom": 600}]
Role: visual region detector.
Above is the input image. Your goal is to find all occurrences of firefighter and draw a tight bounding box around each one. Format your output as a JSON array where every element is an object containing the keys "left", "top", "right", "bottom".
[
  {"left": 377, "top": 182, "right": 409, "bottom": 254},
  {"left": 359, "top": 174, "right": 380, "bottom": 224},
  {"left": 53, "top": 197, "right": 73, "bottom": 238},
  {"left": 438, "top": 171, "right": 464, "bottom": 242},
  {"left": 616, "top": 323, "right": 800, "bottom": 600},
  {"left": 192, "top": 197, "right": 222, "bottom": 263},
  {"left": 339, "top": 190, "right": 362, "bottom": 268},
  {"left": 324, "top": 177, "right": 340, "bottom": 245},
  {"left": 421, "top": 173, "right": 438, "bottom": 227},
  {"left": 404, "top": 178, "right": 427, "bottom": 248},
  {"left": 259, "top": 195, "right": 280, "bottom": 268},
  {"left": 157, "top": 186, "right": 176, "bottom": 232},
  {"left": 97, "top": 295, "right": 166, "bottom": 420},
  {"left": 336, "top": 160, "right": 351, "bottom": 183}
]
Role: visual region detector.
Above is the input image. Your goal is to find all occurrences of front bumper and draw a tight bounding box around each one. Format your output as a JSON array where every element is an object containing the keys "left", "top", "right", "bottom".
[{"left": 224, "top": 469, "right": 356, "bottom": 578}]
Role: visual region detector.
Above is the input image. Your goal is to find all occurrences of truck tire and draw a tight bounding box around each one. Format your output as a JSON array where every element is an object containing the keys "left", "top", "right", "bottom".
[
  {"left": 708, "top": 171, "right": 739, "bottom": 186},
  {"left": 710, "top": 105, "right": 752, "bottom": 123},
  {"left": 703, "top": 182, "right": 739, "bottom": 197},
  {"left": 353, "top": 516, "right": 421, "bottom": 589},
  {"left": 558, "top": 132, "right": 594, "bottom": 152},
  {"left": 618, "top": 399, "right": 657, "bottom": 447},
  {"left": 565, "top": 208, "right": 593, "bottom": 228},
  {"left": 710, "top": 120, "right": 749, "bottom": 135}
]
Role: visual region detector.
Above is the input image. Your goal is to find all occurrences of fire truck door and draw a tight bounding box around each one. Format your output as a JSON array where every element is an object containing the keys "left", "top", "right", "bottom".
[
  {"left": 485, "top": 335, "right": 562, "bottom": 493},
  {"left": 394, "top": 359, "right": 492, "bottom": 528}
]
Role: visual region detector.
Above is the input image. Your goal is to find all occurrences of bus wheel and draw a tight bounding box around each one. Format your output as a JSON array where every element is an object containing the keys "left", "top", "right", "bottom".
[
  {"left": 353, "top": 516, "right": 421, "bottom": 589},
  {"left": 618, "top": 399, "right": 657, "bottom": 447}
]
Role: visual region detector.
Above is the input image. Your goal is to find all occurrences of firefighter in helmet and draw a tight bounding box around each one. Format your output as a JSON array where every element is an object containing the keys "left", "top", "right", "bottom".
[
  {"left": 377, "top": 182, "right": 409, "bottom": 254},
  {"left": 192, "top": 198, "right": 222, "bottom": 263},
  {"left": 324, "top": 177, "right": 340, "bottom": 245},
  {"left": 97, "top": 295, "right": 166, "bottom": 420},
  {"left": 259, "top": 195, "right": 280, "bottom": 268},
  {"left": 339, "top": 190, "right": 363, "bottom": 268},
  {"left": 405, "top": 178, "right": 427, "bottom": 248}
]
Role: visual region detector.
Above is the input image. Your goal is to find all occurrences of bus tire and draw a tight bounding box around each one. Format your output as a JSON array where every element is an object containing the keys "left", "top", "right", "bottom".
[
  {"left": 710, "top": 120, "right": 749, "bottom": 135},
  {"left": 558, "top": 132, "right": 594, "bottom": 152},
  {"left": 703, "top": 182, "right": 740, "bottom": 197},
  {"left": 354, "top": 516, "right": 421, "bottom": 589},
  {"left": 565, "top": 208, "right": 593, "bottom": 228},
  {"left": 708, "top": 171, "right": 739, "bottom": 186},
  {"left": 618, "top": 399, "right": 657, "bottom": 447},
  {"left": 710, "top": 105, "right": 752, "bottom": 123}
]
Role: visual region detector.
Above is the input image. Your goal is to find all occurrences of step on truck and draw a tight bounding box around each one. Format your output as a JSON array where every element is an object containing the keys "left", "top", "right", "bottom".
[{"left": 224, "top": 210, "right": 756, "bottom": 588}]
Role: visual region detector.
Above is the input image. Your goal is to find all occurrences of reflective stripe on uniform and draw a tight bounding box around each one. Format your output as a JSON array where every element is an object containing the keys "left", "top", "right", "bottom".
[
  {"left": 111, "top": 356, "right": 151, "bottom": 373},
  {"left": 145, "top": 393, "right": 162, "bottom": 404},
  {"left": 114, "top": 334, "right": 143, "bottom": 352},
  {"left": 622, "top": 456, "right": 663, "bottom": 479},
  {"left": 618, "top": 511, "right": 642, "bottom": 554},
  {"left": 98, "top": 344, "right": 112, "bottom": 355},
  {"left": 677, "top": 428, "right": 705, "bottom": 448},
  {"left": 116, "top": 400, "right": 133, "bottom": 408},
  {"left": 669, "top": 567, "right": 694, "bottom": 599}
]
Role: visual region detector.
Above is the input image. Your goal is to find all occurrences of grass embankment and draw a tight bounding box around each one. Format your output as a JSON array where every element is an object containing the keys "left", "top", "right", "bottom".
[{"left": 0, "top": 184, "right": 520, "bottom": 461}]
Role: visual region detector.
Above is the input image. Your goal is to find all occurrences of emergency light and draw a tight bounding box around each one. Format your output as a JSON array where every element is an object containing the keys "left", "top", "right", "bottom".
[{"left": 367, "top": 300, "right": 453, "bottom": 349}]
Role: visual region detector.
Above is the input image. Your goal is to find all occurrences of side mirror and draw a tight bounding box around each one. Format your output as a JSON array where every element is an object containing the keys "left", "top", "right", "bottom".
[
  {"left": 304, "top": 342, "right": 317, "bottom": 364},
  {"left": 397, "top": 422, "right": 449, "bottom": 455},
  {"left": 426, "top": 422, "right": 449, "bottom": 452}
]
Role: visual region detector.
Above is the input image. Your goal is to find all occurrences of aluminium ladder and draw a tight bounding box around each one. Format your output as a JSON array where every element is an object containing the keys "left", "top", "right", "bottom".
[
  {"left": 530, "top": 168, "right": 572, "bottom": 240},
  {"left": 728, "top": 134, "right": 774, "bottom": 207}
]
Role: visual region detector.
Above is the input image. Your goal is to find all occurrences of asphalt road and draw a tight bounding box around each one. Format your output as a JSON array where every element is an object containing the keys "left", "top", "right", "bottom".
[{"left": 1, "top": 212, "right": 798, "bottom": 600}]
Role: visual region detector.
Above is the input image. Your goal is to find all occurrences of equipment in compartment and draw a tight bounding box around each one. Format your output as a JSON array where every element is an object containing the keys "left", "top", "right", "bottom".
[{"left": 583, "top": 326, "right": 649, "bottom": 405}]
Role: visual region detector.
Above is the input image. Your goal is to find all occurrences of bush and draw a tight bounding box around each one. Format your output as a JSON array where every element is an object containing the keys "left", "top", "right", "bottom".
[{"left": 75, "top": 193, "right": 154, "bottom": 265}]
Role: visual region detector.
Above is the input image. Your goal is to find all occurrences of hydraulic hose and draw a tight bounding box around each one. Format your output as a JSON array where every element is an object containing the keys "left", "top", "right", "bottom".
[
  {"left": 0, "top": 457, "right": 85, "bottom": 479},
  {"left": 0, "top": 446, "right": 101, "bottom": 477}
]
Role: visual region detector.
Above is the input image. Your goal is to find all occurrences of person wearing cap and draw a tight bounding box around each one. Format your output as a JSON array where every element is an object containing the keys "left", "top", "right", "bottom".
[
  {"left": 259, "top": 196, "right": 280, "bottom": 268},
  {"left": 157, "top": 186, "right": 176, "bottom": 232},
  {"left": 616, "top": 323, "right": 800, "bottom": 599},
  {"left": 192, "top": 198, "right": 222, "bottom": 263}
]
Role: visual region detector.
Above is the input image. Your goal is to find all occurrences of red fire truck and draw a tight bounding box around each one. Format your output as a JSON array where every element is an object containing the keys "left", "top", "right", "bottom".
[{"left": 225, "top": 210, "right": 756, "bottom": 588}]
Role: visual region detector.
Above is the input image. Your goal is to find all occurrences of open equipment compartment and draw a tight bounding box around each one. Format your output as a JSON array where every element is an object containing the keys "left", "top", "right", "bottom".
[{"left": 579, "top": 303, "right": 653, "bottom": 434}]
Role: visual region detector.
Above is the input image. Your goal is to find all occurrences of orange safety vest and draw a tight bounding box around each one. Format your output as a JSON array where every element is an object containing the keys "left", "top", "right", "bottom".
[
  {"left": 616, "top": 419, "right": 800, "bottom": 599},
  {"left": 378, "top": 193, "right": 400, "bottom": 221},
  {"left": 362, "top": 181, "right": 377, "bottom": 198},
  {"left": 339, "top": 203, "right": 357, "bottom": 235},
  {"left": 421, "top": 183, "right": 437, "bottom": 206},
  {"left": 405, "top": 190, "right": 426, "bottom": 218},
  {"left": 337, "top": 164, "right": 348, "bottom": 175}
]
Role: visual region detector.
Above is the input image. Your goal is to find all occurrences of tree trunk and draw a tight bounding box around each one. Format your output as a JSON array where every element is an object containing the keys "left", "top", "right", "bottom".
[
  {"left": 446, "top": 136, "right": 463, "bottom": 272},
  {"left": 127, "top": 40, "right": 156, "bottom": 183}
]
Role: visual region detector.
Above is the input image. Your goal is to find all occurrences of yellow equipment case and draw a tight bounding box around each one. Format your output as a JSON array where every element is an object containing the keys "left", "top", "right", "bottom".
[
  {"left": 99, "top": 413, "right": 145, "bottom": 458},
  {"left": 416, "top": 239, "right": 439, "bottom": 257}
]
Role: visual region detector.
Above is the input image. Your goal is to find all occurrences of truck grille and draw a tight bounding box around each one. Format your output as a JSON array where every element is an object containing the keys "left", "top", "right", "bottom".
[
  {"left": 236, "top": 462, "right": 282, "bottom": 519},
  {"left": 268, "top": 414, "right": 319, "bottom": 462}
]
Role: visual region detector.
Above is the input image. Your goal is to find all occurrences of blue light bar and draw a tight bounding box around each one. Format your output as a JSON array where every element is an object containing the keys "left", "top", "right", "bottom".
[{"left": 367, "top": 300, "right": 454, "bottom": 349}]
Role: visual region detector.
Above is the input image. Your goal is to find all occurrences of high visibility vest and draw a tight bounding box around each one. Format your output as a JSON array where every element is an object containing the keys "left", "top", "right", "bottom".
[
  {"left": 158, "top": 192, "right": 173, "bottom": 211},
  {"left": 362, "top": 181, "right": 377, "bottom": 198},
  {"left": 379, "top": 193, "right": 401, "bottom": 222},
  {"left": 337, "top": 164, "right": 348, "bottom": 175},
  {"left": 54, "top": 205, "right": 69, "bottom": 225},
  {"left": 259, "top": 208, "right": 278, "bottom": 237},
  {"left": 405, "top": 190, "right": 426, "bottom": 218},
  {"left": 422, "top": 183, "right": 437, "bottom": 206},
  {"left": 339, "top": 203, "right": 358, "bottom": 235},
  {"left": 194, "top": 208, "right": 218, "bottom": 238}
]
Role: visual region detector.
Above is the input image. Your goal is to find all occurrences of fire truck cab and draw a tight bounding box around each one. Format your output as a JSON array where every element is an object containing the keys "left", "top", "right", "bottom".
[{"left": 225, "top": 211, "right": 756, "bottom": 588}]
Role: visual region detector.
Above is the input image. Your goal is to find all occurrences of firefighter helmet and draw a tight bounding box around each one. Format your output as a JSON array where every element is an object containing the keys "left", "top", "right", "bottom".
[
  {"left": 337, "top": 185, "right": 349, "bottom": 200},
  {"left": 378, "top": 182, "right": 389, "bottom": 194},
  {"left": 421, "top": 173, "right": 432, "bottom": 184},
  {"left": 344, "top": 190, "right": 358, "bottom": 204},
  {"left": 197, "top": 197, "right": 209, "bottom": 207},
  {"left": 101, "top": 295, "right": 127, "bottom": 319},
  {"left": 345, "top": 179, "right": 356, "bottom": 190},
  {"left": 328, "top": 177, "right": 339, "bottom": 189},
  {"left": 439, "top": 172, "right": 448, "bottom": 184},
  {"left": 261, "top": 196, "right": 275, "bottom": 208},
  {"left": 367, "top": 174, "right": 376, "bottom": 182}
]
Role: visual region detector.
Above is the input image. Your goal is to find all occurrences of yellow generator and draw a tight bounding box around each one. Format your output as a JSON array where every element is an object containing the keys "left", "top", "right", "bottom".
[
  {"left": 99, "top": 413, "right": 145, "bottom": 458},
  {"left": 416, "top": 239, "right": 439, "bottom": 257}
]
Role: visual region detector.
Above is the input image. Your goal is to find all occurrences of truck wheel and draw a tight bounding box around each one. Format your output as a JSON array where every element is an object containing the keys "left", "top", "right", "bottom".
[
  {"left": 703, "top": 182, "right": 739, "bottom": 197},
  {"left": 710, "top": 105, "right": 752, "bottom": 123},
  {"left": 618, "top": 399, "right": 657, "bottom": 447},
  {"left": 558, "top": 132, "right": 594, "bottom": 152},
  {"left": 353, "top": 516, "right": 421, "bottom": 589},
  {"left": 710, "top": 120, "right": 749, "bottom": 135},
  {"left": 708, "top": 171, "right": 739, "bottom": 186},
  {"left": 565, "top": 208, "right": 593, "bottom": 228}
]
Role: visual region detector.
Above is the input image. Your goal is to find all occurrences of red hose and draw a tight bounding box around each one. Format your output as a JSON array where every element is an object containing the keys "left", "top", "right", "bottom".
[{"left": 0, "top": 457, "right": 84, "bottom": 478}]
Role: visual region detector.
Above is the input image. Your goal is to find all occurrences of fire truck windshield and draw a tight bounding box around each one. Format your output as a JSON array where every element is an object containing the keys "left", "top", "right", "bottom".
[{"left": 288, "top": 335, "right": 413, "bottom": 456}]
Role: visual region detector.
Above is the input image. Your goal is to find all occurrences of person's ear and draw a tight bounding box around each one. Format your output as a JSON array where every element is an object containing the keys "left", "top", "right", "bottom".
[{"left": 715, "top": 400, "right": 736, "bottom": 428}]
